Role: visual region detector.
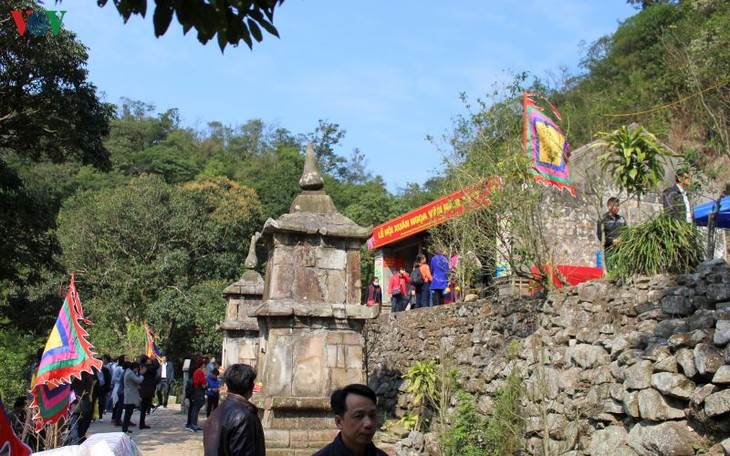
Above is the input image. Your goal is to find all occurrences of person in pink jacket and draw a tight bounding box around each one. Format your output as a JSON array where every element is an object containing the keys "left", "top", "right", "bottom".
[{"left": 388, "top": 267, "right": 410, "bottom": 312}]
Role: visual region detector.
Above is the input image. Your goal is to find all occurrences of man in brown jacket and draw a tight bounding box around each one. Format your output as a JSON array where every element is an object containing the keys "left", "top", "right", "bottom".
[{"left": 203, "top": 364, "right": 265, "bottom": 456}]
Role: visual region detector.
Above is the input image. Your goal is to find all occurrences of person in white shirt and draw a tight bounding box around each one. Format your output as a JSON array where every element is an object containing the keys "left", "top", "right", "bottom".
[{"left": 156, "top": 356, "right": 175, "bottom": 408}]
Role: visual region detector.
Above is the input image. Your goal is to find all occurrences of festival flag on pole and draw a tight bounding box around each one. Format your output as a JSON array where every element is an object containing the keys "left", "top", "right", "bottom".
[
  {"left": 0, "top": 395, "right": 33, "bottom": 456},
  {"left": 33, "top": 274, "right": 102, "bottom": 388},
  {"left": 523, "top": 92, "right": 576, "bottom": 197},
  {"left": 31, "top": 274, "right": 101, "bottom": 430},
  {"left": 144, "top": 324, "right": 162, "bottom": 360}
]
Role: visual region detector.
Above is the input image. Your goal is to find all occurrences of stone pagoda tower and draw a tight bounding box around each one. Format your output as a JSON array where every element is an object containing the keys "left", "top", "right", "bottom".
[
  {"left": 251, "top": 144, "right": 377, "bottom": 454},
  {"left": 220, "top": 232, "right": 263, "bottom": 369}
]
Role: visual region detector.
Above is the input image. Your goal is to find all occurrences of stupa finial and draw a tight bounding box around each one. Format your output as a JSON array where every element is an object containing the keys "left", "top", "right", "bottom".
[
  {"left": 244, "top": 232, "right": 261, "bottom": 270},
  {"left": 299, "top": 144, "right": 324, "bottom": 191}
]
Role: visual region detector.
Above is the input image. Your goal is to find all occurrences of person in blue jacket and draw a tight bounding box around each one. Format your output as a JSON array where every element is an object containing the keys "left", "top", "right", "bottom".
[{"left": 429, "top": 249, "right": 450, "bottom": 306}]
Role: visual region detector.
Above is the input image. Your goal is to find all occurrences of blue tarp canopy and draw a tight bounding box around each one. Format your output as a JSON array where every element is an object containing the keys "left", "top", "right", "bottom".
[{"left": 694, "top": 196, "right": 730, "bottom": 229}]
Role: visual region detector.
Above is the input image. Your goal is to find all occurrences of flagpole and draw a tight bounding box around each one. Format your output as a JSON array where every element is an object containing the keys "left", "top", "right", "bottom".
[{"left": 522, "top": 91, "right": 528, "bottom": 155}]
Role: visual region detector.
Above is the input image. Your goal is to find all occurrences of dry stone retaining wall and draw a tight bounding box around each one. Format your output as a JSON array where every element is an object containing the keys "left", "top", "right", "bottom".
[{"left": 365, "top": 259, "right": 730, "bottom": 455}]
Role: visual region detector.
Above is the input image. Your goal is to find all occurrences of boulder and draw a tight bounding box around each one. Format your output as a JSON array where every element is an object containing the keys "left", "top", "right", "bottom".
[
  {"left": 588, "top": 425, "right": 638, "bottom": 456},
  {"left": 570, "top": 344, "right": 610, "bottom": 369},
  {"left": 705, "top": 389, "right": 730, "bottom": 417},
  {"left": 623, "top": 391, "right": 640, "bottom": 418},
  {"left": 637, "top": 389, "right": 685, "bottom": 420},
  {"left": 653, "top": 356, "right": 678, "bottom": 373},
  {"left": 692, "top": 383, "right": 718, "bottom": 407},
  {"left": 624, "top": 360, "right": 653, "bottom": 390},
  {"left": 676, "top": 348, "right": 697, "bottom": 378},
  {"left": 661, "top": 294, "right": 693, "bottom": 316},
  {"left": 650, "top": 372, "right": 695, "bottom": 399},
  {"left": 714, "top": 320, "right": 730, "bottom": 346},
  {"left": 712, "top": 365, "right": 730, "bottom": 384},
  {"left": 688, "top": 310, "right": 718, "bottom": 331},
  {"left": 695, "top": 343, "right": 725, "bottom": 376},
  {"left": 707, "top": 283, "right": 730, "bottom": 304},
  {"left": 626, "top": 421, "right": 700, "bottom": 456}
]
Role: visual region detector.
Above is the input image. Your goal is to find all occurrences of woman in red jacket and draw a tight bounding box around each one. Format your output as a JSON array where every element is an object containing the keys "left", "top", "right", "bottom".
[
  {"left": 187, "top": 358, "right": 208, "bottom": 432},
  {"left": 388, "top": 267, "right": 410, "bottom": 312}
]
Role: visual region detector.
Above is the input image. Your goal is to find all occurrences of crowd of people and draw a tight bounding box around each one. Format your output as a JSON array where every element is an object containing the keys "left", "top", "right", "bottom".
[
  {"left": 7, "top": 351, "right": 227, "bottom": 447},
  {"left": 366, "top": 249, "right": 463, "bottom": 313}
]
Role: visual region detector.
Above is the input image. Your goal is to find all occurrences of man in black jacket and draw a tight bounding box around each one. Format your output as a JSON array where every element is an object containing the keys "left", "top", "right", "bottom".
[
  {"left": 203, "top": 364, "right": 265, "bottom": 456},
  {"left": 314, "top": 384, "right": 387, "bottom": 456},
  {"left": 663, "top": 171, "right": 693, "bottom": 223},
  {"left": 138, "top": 355, "right": 159, "bottom": 430},
  {"left": 596, "top": 197, "right": 627, "bottom": 263}
]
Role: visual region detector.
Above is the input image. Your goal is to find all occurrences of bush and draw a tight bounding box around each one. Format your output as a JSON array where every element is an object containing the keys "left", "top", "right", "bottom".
[
  {"left": 441, "top": 368, "right": 524, "bottom": 456},
  {"left": 0, "top": 328, "right": 40, "bottom": 401},
  {"left": 608, "top": 213, "right": 704, "bottom": 279}
]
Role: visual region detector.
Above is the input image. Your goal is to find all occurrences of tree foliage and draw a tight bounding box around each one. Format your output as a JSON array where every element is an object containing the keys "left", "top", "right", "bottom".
[
  {"left": 56, "top": 175, "right": 263, "bottom": 359},
  {"left": 95, "top": 0, "right": 285, "bottom": 52},
  {"left": 598, "top": 125, "right": 670, "bottom": 204},
  {"left": 0, "top": 0, "right": 113, "bottom": 353}
]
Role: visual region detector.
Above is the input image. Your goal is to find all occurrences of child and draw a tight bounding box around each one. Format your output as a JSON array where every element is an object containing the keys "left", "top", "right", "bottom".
[{"left": 205, "top": 368, "right": 220, "bottom": 417}]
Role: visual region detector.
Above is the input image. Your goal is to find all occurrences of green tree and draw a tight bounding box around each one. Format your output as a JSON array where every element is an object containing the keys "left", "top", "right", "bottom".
[
  {"left": 598, "top": 125, "right": 670, "bottom": 205},
  {"left": 56, "top": 175, "right": 263, "bottom": 360},
  {"left": 0, "top": 0, "right": 112, "bottom": 354}
]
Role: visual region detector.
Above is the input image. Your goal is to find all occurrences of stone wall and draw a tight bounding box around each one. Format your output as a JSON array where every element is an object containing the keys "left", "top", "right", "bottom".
[{"left": 365, "top": 259, "right": 730, "bottom": 455}]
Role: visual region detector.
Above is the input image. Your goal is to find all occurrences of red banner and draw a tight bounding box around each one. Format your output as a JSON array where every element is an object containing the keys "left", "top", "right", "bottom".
[{"left": 368, "top": 180, "right": 497, "bottom": 250}]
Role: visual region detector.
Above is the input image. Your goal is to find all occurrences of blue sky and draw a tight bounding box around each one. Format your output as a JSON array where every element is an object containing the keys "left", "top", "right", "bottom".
[{"left": 60, "top": 1, "right": 637, "bottom": 193}]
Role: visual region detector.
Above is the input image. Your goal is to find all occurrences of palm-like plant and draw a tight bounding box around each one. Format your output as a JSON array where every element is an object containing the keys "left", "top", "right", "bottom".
[{"left": 598, "top": 125, "right": 670, "bottom": 205}]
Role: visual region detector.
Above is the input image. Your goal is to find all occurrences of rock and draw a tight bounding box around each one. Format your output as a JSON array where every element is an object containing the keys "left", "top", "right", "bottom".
[
  {"left": 661, "top": 294, "right": 693, "bottom": 316},
  {"left": 650, "top": 372, "right": 695, "bottom": 399},
  {"left": 578, "top": 281, "right": 608, "bottom": 302},
  {"left": 689, "top": 309, "right": 718, "bottom": 331},
  {"left": 588, "top": 425, "right": 638, "bottom": 456},
  {"left": 654, "top": 319, "right": 689, "bottom": 338},
  {"left": 653, "top": 356, "right": 678, "bottom": 373},
  {"left": 408, "top": 431, "right": 424, "bottom": 451},
  {"left": 626, "top": 420, "right": 699, "bottom": 456},
  {"left": 602, "top": 398, "right": 625, "bottom": 414},
  {"left": 570, "top": 344, "right": 610, "bottom": 369},
  {"left": 713, "top": 365, "right": 730, "bottom": 384},
  {"left": 676, "top": 348, "right": 697, "bottom": 378},
  {"left": 714, "top": 320, "right": 730, "bottom": 346},
  {"left": 708, "top": 283, "right": 730, "bottom": 303},
  {"left": 668, "top": 332, "right": 696, "bottom": 350},
  {"left": 637, "top": 389, "right": 685, "bottom": 420},
  {"left": 463, "top": 293, "right": 479, "bottom": 302},
  {"left": 705, "top": 389, "right": 730, "bottom": 417},
  {"left": 623, "top": 391, "right": 640, "bottom": 418},
  {"left": 559, "top": 367, "right": 582, "bottom": 390},
  {"left": 643, "top": 344, "right": 672, "bottom": 362},
  {"left": 692, "top": 383, "right": 718, "bottom": 406},
  {"left": 627, "top": 331, "right": 651, "bottom": 349},
  {"left": 624, "top": 360, "right": 653, "bottom": 390},
  {"left": 695, "top": 343, "right": 725, "bottom": 376},
  {"left": 722, "top": 437, "right": 730, "bottom": 455},
  {"left": 547, "top": 413, "right": 570, "bottom": 439},
  {"left": 423, "top": 432, "right": 439, "bottom": 455},
  {"left": 605, "top": 335, "right": 630, "bottom": 357}
]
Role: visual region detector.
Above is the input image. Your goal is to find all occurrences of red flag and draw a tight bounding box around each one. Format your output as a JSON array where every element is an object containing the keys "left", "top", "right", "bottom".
[{"left": 0, "top": 396, "right": 32, "bottom": 456}]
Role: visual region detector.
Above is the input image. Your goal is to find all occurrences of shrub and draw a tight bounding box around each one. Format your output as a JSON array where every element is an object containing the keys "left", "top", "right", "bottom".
[
  {"left": 608, "top": 213, "right": 704, "bottom": 279},
  {"left": 0, "top": 328, "right": 39, "bottom": 401},
  {"left": 440, "top": 368, "right": 524, "bottom": 456}
]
